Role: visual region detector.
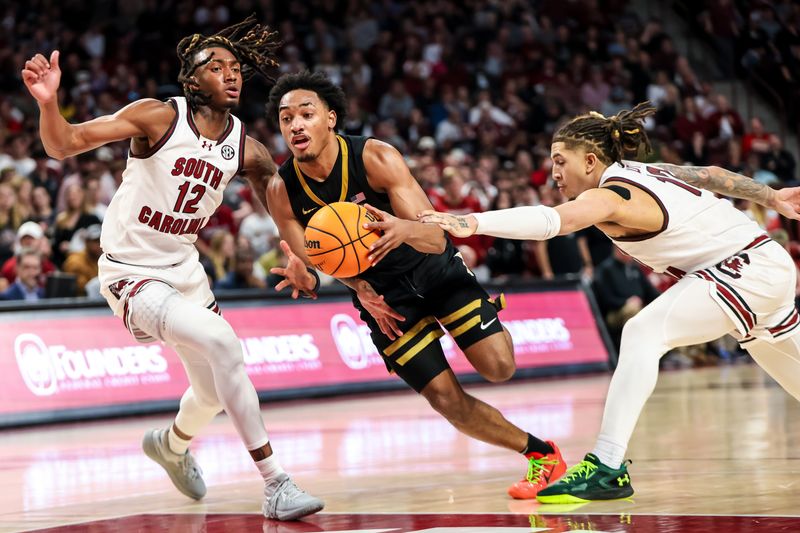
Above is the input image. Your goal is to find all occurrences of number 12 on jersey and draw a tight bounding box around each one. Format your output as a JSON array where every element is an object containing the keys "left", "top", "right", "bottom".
[{"left": 174, "top": 182, "right": 206, "bottom": 213}]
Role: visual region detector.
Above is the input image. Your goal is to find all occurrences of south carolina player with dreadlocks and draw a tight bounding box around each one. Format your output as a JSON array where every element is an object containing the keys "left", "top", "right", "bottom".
[
  {"left": 421, "top": 102, "right": 800, "bottom": 503},
  {"left": 21, "top": 16, "right": 324, "bottom": 520}
]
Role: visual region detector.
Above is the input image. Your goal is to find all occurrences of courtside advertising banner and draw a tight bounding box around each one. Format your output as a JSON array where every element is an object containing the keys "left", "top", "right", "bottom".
[{"left": 0, "top": 290, "right": 608, "bottom": 422}]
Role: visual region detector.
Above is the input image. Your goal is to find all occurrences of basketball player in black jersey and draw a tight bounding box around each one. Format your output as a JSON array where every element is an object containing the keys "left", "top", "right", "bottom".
[{"left": 265, "top": 71, "right": 566, "bottom": 499}]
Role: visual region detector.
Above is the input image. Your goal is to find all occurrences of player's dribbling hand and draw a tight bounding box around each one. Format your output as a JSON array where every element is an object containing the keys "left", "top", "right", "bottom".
[
  {"left": 21, "top": 51, "right": 61, "bottom": 104},
  {"left": 362, "top": 203, "right": 412, "bottom": 266},
  {"left": 353, "top": 279, "right": 405, "bottom": 340},
  {"left": 772, "top": 187, "right": 800, "bottom": 220},
  {"left": 417, "top": 210, "right": 478, "bottom": 238},
  {"left": 270, "top": 240, "right": 318, "bottom": 299}
]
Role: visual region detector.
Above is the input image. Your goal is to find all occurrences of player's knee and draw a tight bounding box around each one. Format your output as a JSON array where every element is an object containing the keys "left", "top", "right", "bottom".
[
  {"left": 424, "top": 387, "right": 470, "bottom": 423},
  {"left": 620, "top": 312, "right": 651, "bottom": 344},
  {"left": 618, "top": 314, "right": 665, "bottom": 363},
  {"left": 483, "top": 353, "right": 515, "bottom": 383},
  {"left": 195, "top": 319, "right": 243, "bottom": 368},
  {"left": 471, "top": 334, "right": 516, "bottom": 382}
]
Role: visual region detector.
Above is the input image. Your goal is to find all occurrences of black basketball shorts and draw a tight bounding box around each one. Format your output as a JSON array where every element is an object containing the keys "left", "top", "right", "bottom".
[{"left": 357, "top": 250, "right": 506, "bottom": 392}]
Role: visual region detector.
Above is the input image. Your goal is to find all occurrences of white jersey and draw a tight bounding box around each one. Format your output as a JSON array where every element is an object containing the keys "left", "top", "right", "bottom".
[
  {"left": 101, "top": 97, "right": 245, "bottom": 266},
  {"left": 599, "top": 161, "right": 764, "bottom": 276}
]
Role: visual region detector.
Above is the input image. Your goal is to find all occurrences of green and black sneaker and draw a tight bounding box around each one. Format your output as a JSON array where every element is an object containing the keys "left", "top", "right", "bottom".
[{"left": 536, "top": 453, "right": 633, "bottom": 504}]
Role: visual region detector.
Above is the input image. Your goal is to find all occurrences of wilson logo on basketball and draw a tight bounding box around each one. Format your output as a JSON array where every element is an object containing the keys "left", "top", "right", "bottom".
[{"left": 305, "top": 239, "right": 321, "bottom": 250}]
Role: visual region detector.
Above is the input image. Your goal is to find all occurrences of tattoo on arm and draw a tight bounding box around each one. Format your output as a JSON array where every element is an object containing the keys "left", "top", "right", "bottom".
[
  {"left": 456, "top": 217, "right": 469, "bottom": 229},
  {"left": 656, "top": 164, "right": 775, "bottom": 207}
]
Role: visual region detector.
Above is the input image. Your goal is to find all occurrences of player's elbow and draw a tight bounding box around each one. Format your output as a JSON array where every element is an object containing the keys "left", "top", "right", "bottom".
[{"left": 44, "top": 146, "right": 67, "bottom": 160}]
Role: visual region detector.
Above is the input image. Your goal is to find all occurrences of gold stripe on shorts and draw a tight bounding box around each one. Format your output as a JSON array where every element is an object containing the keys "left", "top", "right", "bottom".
[
  {"left": 384, "top": 316, "right": 438, "bottom": 357},
  {"left": 395, "top": 329, "right": 445, "bottom": 366},
  {"left": 439, "top": 298, "right": 481, "bottom": 326},
  {"left": 449, "top": 315, "right": 482, "bottom": 338}
]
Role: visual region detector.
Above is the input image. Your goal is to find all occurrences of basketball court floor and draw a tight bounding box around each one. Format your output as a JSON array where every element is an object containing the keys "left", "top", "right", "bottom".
[{"left": 2, "top": 363, "right": 798, "bottom": 532}]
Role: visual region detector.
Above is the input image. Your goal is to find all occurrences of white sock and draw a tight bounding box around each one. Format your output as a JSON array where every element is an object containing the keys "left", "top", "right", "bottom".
[
  {"left": 167, "top": 426, "right": 191, "bottom": 455},
  {"left": 256, "top": 453, "right": 286, "bottom": 487},
  {"left": 592, "top": 434, "right": 627, "bottom": 469}
]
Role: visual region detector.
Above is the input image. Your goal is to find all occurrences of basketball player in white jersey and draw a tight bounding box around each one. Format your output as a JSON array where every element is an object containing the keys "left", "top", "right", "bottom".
[
  {"left": 21, "top": 17, "right": 324, "bottom": 520},
  {"left": 420, "top": 103, "right": 800, "bottom": 503}
]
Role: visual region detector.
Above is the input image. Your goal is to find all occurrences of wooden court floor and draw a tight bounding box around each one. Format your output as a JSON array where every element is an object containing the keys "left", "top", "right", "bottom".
[{"left": 1, "top": 363, "right": 799, "bottom": 532}]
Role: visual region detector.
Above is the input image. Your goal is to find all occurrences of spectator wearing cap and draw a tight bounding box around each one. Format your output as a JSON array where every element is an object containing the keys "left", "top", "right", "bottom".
[
  {"left": 0, "top": 248, "right": 45, "bottom": 301},
  {"left": 1, "top": 221, "right": 56, "bottom": 285},
  {"left": 62, "top": 224, "right": 102, "bottom": 296}
]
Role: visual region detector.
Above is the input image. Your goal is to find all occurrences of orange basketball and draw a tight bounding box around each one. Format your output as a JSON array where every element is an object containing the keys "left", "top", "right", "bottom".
[{"left": 304, "top": 202, "right": 381, "bottom": 278}]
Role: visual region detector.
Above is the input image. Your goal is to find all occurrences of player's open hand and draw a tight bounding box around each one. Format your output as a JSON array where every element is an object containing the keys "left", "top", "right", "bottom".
[
  {"left": 772, "top": 187, "right": 800, "bottom": 220},
  {"left": 362, "top": 203, "right": 412, "bottom": 266},
  {"left": 22, "top": 51, "right": 61, "bottom": 104},
  {"left": 353, "top": 279, "right": 405, "bottom": 340},
  {"left": 417, "top": 210, "right": 478, "bottom": 238},
  {"left": 270, "top": 240, "right": 317, "bottom": 299}
]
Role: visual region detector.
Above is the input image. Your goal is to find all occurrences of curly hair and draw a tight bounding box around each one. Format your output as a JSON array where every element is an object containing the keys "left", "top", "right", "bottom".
[
  {"left": 553, "top": 102, "right": 656, "bottom": 165},
  {"left": 266, "top": 71, "right": 348, "bottom": 129},
  {"left": 176, "top": 14, "right": 280, "bottom": 109}
]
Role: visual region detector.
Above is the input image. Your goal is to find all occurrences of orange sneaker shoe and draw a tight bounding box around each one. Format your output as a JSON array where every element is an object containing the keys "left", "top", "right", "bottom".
[{"left": 507, "top": 440, "right": 567, "bottom": 499}]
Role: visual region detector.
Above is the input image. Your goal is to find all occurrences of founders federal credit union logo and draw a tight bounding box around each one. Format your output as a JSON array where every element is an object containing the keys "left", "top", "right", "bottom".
[
  {"left": 329, "top": 314, "right": 383, "bottom": 370},
  {"left": 14, "top": 333, "right": 169, "bottom": 397},
  {"left": 15, "top": 333, "right": 57, "bottom": 396}
]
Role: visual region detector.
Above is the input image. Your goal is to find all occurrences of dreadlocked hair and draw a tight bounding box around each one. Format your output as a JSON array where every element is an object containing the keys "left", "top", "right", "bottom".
[
  {"left": 553, "top": 101, "right": 656, "bottom": 165},
  {"left": 266, "top": 71, "right": 348, "bottom": 129},
  {"left": 176, "top": 14, "right": 280, "bottom": 109}
]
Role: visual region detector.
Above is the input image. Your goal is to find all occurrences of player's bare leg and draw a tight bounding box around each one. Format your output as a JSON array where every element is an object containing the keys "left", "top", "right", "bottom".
[
  {"left": 420, "top": 369, "right": 566, "bottom": 498},
  {"left": 461, "top": 329, "right": 516, "bottom": 382}
]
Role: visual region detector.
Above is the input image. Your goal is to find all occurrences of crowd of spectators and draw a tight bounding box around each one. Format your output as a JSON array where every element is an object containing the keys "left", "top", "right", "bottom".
[
  {"left": 0, "top": 0, "right": 798, "bottom": 361},
  {"left": 678, "top": 0, "right": 800, "bottom": 129}
]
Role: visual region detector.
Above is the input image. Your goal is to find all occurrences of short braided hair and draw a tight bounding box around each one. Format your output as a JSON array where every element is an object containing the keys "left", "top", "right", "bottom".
[
  {"left": 176, "top": 14, "right": 280, "bottom": 109},
  {"left": 553, "top": 102, "right": 656, "bottom": 165}
]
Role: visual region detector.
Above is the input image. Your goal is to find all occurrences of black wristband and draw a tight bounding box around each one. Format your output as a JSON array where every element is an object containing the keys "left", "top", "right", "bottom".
[{"left": 304, "top": 266, "right": 321, "bottom": 296}]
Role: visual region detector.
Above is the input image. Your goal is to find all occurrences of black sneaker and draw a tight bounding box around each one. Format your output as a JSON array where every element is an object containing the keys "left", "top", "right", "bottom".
[{"left": 536, "top": 453, "right": 633, "bottom": 504}]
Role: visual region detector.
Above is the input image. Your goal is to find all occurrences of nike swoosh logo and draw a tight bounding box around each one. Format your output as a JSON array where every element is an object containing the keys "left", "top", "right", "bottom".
[
  {"left": 302, "top": 207, "right": 318, "bottom": 215},
  {"left": 480, "top": 318, "right": 498, "bottom": 330}
]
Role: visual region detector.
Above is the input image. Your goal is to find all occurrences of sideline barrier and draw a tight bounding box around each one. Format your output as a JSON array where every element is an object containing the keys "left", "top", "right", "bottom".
[{"left": 0, "top": 280, "right": 613, "bottom": 427}]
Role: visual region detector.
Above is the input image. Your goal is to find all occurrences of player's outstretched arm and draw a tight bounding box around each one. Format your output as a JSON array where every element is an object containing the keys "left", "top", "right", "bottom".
[
  {"left": 362, "top": 139, "right": 446, "bottom": 263},
  {"left": 22, "top": 50, "right": 171, "bottom": 159},
  {"left": 419, "top": 188, "right": 622, "bottom": 240},
  {"left": 653, "top": 163, "right": 800, "bottom": 220}
]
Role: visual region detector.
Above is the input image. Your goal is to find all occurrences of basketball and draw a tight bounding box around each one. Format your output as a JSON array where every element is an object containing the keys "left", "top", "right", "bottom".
[{"left": 304, "top": 202, "right": 380, "bottom": 278}]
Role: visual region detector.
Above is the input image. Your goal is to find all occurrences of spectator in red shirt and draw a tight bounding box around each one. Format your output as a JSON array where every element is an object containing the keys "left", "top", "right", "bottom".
[
  {"left": 430, "top": 166, "right": 492, "bottom": 263},
  {"left": 705, "top": 94, "right": 744, "bottom": 140},
  {"left": 741, "top": 116, "right": 771, "bottom": 157},
  {"left": 673, "top": 96, "right": 708, "bottom": 145}
]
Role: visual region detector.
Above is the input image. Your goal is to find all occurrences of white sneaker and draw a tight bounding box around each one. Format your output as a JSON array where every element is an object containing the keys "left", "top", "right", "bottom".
[
  {"left": 262, "top": 473, "right": 324, "bottom": 520},
  {"left": 142, "top": 428, "right": 206, "bottom": 500}
]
